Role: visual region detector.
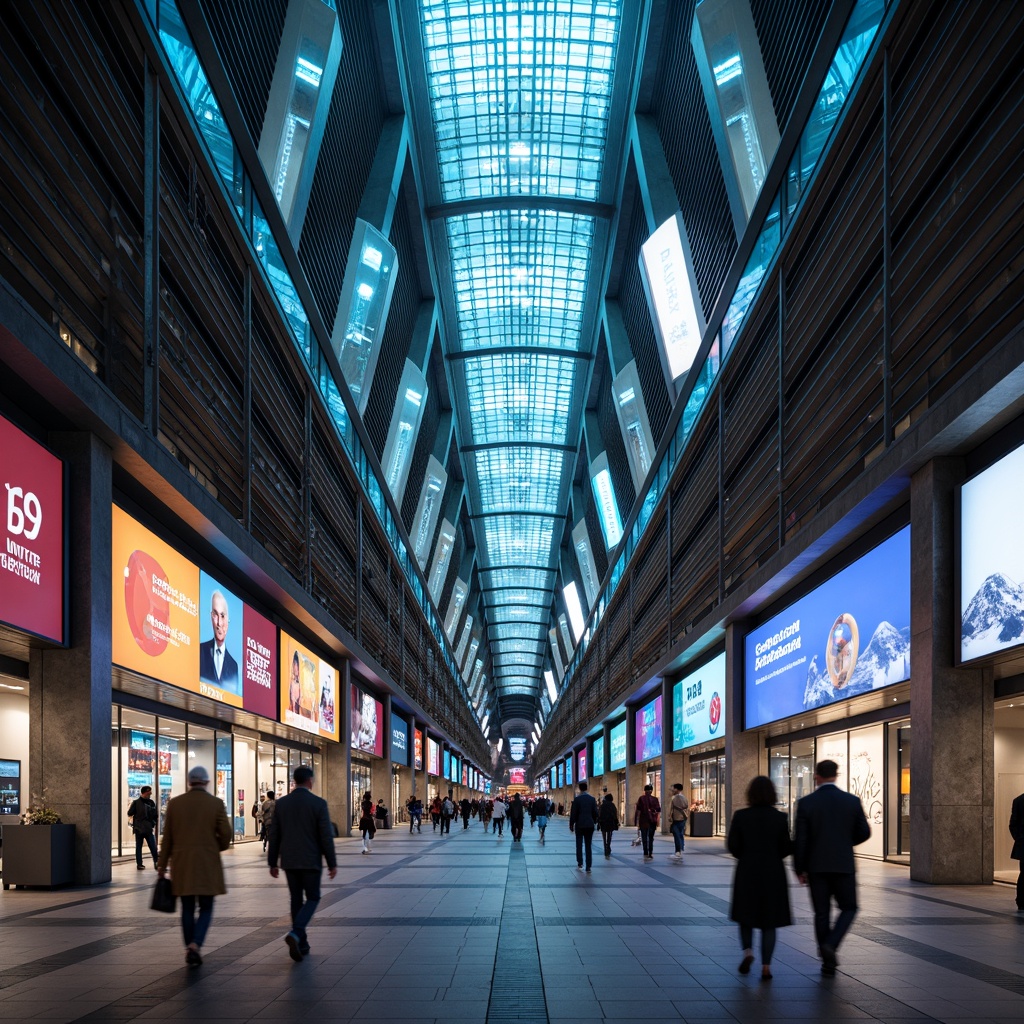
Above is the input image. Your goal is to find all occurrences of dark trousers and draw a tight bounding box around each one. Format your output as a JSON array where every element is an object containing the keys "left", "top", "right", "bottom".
[
  {"left": 511, "top": 821, "right": 523, "bottom": 841},
  {"left": 739, "top": 925, "right": 777, "bottom": 964},
  {"left": 462, "top": 813, "right": 470, "bottom": 829},
  {"left": 135, "top": 830, "right": 157, "bottom": 866},
  {"left": 180, "top": 894, "right": 214, "bottom": 948},
  {"left": 575, "top": 827, "right": 595, "bottom": 869},
  {"left": 601, "top": 828, "right": 614, "bottom": 856},
  {"left": 441, "top": 813, "right": 451, "bottom": 834},
  {"left": 285, "top": 868, "right": 322, "bottom": 947},
  {"left": 1017, "top": 866, "right": 1024, "bottom": 908},
  {"left": 640, "top": 824, "right": 656, "bottom": 856},
  {"left": 808, "top": 871, "right": 858, "bottom": 952},
  {"left": 493, "top": 816, "right": 504, "bottom": 835}
]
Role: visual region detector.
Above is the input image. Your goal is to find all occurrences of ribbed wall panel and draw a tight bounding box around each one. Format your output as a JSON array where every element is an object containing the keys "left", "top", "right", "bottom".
[
  {"left": 650, "top": 1, "right": 737, "bottom": 317},
  {"left": 364, "top": 182, "right": 422, "bottom": 458},
  {"left": 297, "top": 2, "right": 387, "bottom": 329},
  {"left": 201, "top": 0, "right": 286, "bottom": 147},
  {"left": 616, "top": 182, "right": 672, "bottom": 447},
  {"left": 750, "top": 0, "right": 831, "bottom": 131}
]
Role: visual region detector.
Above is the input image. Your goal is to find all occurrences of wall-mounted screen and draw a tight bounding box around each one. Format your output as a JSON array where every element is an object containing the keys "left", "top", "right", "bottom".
[
  {"left": 556, "top": 762, "right": 564, "bottom": 788},
  {"left": 550, "top": 767, "right": 558, "bottom": 789},
  {"left": 391, "top": 713, "right": 409, "bottom": 766},
  {"left": 347, "top": 684, "right": 382, "bottom": 755},
  {"left": 280, "top": 633, "right": 338, "bottom": 740},
  {"left": 427, "top": 737, "right": 440, "bottom": 776},
  {"left": 961, "top": 443, "right": 1024, "bottom": 661},
  {"left": 591, "top": 735, "right": 605, "bottom": 776},
  {"left": 509, "top": 767, "right": 526, "bottom": 786},
  {"left": 0, "top": 413, "right": 63, "bottom": 643},
  {"left": 673, "top": 652, "right": 726, "bottom": 751},
  {"left": 564, "top": 754, "right": 573, "bottom": 786},
  {"left": 744, "top": 527, "right": 911, "bottom": 729},
  {"left": 114, "top": 506, "right": 279, "bottom": 719},
  {"left": 577, "top": 749, "right": 587, "bottom": 782},
  {"left": 609, "top": 720, "right": 627, "bottom": 771},
  {"left": 451, "top": 754, "right": 460, "bottom": 783},
  {"left": 462, "top": 764, "right": 468, "bottom": 787},
  {"left": 443, "top": 749, "right": 451, "bottom": 780},
  {"left": 635, "top": 695, "right": 663, "bottom": 762},
  {"left": 0, "top": 759, "right": 21, "bottom": 816},
  {"left": 414, "top": 728, "right": 423, "bottom": 770}
]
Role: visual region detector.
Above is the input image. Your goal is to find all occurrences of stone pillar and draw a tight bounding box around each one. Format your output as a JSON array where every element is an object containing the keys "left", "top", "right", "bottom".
[
  {"left": 29, "top": 432, "right": 112, "bottom": 885},
  {"left": 725, "top": 622, "right": 760, "bottom": 824},
  {"left": 910, "top": 459, "right": 992, "bottom": 883},
  {"left": 324, "top": 660, "right": 352, "bottom": 834}
]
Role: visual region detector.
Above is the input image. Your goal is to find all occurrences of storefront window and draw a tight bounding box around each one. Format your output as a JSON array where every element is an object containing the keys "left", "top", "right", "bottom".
[
  {"left": 188, "top": 724, "right": 215, "bottom": 785},
  {"left": 689, "top": 755, "right": 727, "bottom": 836},
  {"left": 158, "top": 722, "right": 187, "bottom": 831},
  {"left": 233, "top": 735, "right": 257, "bottom": 840},
  {"left": 888, "top": 721, "right": 911, "bottom": 859},
  {"left": 351, "top": 759, "right": 371, "bottom": 828}
]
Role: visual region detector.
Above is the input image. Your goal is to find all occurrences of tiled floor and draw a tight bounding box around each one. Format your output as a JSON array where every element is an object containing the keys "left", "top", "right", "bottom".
[{"left": 0, "top": 817, "right": 1022, "bottom": 1022}]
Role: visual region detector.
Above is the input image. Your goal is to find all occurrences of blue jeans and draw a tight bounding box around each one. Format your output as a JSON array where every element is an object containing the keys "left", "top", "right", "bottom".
[
  {"left": 670, "top": 819, "right": 686, "bottom": 853},
  {"left": 285, "top": 868, "right": 322, "bottom": 947},
  {"left": 180, "top": 894, "right": 214, "bottom": 948},
  {"left": 135, "top": 830, "right": 157, "bottom": 866}
]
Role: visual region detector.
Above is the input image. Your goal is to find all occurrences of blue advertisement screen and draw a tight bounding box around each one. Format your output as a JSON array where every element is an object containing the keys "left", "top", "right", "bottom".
[
  {"left": 673, "top": 653, "right": 726, "bottom": 751},
  {"left": 443, "top": 749, "right": 451, "bottom": 780},
  {"left": 744, "top": 527, "right": 911, "bottom": 729},
  {"left": 557, "top": 762, "right": 564, "bottom": 788},
  {"left": 564, "top": 755, "right": 573, "bottom": 785},
  {"left": 550, "top": 767, "right": 557, "bottom": 788},
  {"left": 609, "top": 720, "right": 627, "bottom": 770},
  {"left": 390, "top": 713, "right": 409, "bottom": 766},
  {"left": 451, "top": 755, "right": 460, "bottom": 782},
  {"left": 591, "top": 735, "right": 605, "bottom": 776},
  {"left": 635, "top": 695, "right": 663, "bottom": 762}
]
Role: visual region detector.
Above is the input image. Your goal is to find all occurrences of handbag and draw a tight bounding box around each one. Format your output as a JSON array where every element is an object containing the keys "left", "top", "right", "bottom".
[{"left": 151, "top": 876, "right": 176, "bottom": 913}]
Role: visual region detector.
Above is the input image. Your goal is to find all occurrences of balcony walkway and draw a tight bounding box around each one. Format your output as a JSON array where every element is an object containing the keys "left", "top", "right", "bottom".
[{"left": 0, "top": 816, "right": 1021, "bottom": 1022}]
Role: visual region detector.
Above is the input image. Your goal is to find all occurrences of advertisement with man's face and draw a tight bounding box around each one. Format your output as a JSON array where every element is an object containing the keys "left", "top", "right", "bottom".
[
  {"left": 744, "top": 527, "right": 910, "bottom": 729},
  {"left": 673, "top": 653, "right": 726, "bottom": 751},
  {"left": 1, "top": 413, "right": 64, "bottom": 643},
  {"left": 349, "top": 684, "right": 383, "bottom": 756},
  {"left": 280, "top": 632, "right": 338, "bottom": 740}
]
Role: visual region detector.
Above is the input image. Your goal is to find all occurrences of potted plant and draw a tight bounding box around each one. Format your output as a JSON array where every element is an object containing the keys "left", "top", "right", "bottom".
[{"left": 1, "top": 791, "right": 76, "bottom": 889}]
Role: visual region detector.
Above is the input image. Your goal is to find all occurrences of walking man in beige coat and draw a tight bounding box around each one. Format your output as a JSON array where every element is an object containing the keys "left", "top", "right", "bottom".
[{"left": 157, "top": 765, "right": 232, "bottom": 966}]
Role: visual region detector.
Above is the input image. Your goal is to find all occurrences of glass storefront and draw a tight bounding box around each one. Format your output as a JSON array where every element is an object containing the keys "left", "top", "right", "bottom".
[
  {"left": 351, "top": 759, "right": 371, "bottom": 828},
  {"left": 111, "top": 703, "right": 321, "bottom": 856},
  {"left": 887, "top": 721, "right": 911, "bottom": 859},
  {"left": 690, "top": 753, "right": 727, "bottom": 835},
  {"left": 994, "top": 701, "right": 1024, "bottom": 885},
  {"left": 768, "top": 738, "right": 815, "bottom": 828}
]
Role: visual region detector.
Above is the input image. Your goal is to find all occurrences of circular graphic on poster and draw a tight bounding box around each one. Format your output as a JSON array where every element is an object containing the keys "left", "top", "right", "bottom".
[
  {"left": 124, "top": 549, "right": 170, "bottom": 656},
  {"left": 708, "top": 692, "right": 721, "bottom": 734},
  {"left": 826, "top": 613, "right": 859, "bottom": 689}
]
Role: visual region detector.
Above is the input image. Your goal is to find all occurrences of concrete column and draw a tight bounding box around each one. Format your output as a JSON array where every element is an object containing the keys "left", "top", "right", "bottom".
[
  {"left": 910, "top": 459, "right": 992, "bottom": 883},
  {"left": 725, "top": 622, "right": 760, "bottom": 824},
  {"left": 324, "top": 660, "right": 352, "bottom": 835},
  {"left": 30, "top": 432, "right": 112, "bottom": 885}
]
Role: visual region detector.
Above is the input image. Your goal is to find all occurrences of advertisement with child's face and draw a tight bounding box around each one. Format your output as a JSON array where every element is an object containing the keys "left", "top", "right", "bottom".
[
  {"left": 349, "top": 685, "right": 383, "bottom": 756},
  {"left": 280, "top": 632, "right": 338, "bottom": 740}
]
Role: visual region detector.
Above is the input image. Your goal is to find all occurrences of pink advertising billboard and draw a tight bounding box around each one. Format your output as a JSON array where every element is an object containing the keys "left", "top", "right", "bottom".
[{"left": 0, "top": 413, "right": 63, "bottom": 643}]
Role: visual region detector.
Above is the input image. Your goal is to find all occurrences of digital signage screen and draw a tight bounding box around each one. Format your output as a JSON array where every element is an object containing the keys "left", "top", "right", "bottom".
[
  {"left": 744, "top": 527, "right": 911, "bottom": 729},
  {"left": 414, "top": 728, "right": 423, "bottom": 770},
  {"left": 635, "top": 695, "right": 663, "bottom": 762},
  {"left": 462, "top": 764, "right": 468, "bottom": 787},
  {"left": 427, "top": 737, "right": 440, "bottom": 776},
  {"left": 609, "top": 720, "right": 627, "bottom": 771},
  {"left": 348, "top": 684, "right": 382, "bottom": 755},
  {"left": 443, "top": 749, "right": 451, "bottom": 780},
  {"left": 556, "top": 763, "right": 564, "bottom": 788},
  {"left": 564, "top": 754, "right": 573, "bottom": 786},
  {"left": 0, "top": 759, "right": 21, "bottom": 816},
  {"left": 280, "top": 633, "right": 338, "bottom": 740},
  {"left": 591, "top": 735, "right": 605, "bottom": 777},
  {"left": 550, "top": 767, "right": 557, "bottom": 789},
  {"left": 391, "top": 713, "right": 409, "bottom": 766},
  {"left": 961, "top": 443, "right": 1024, "bottom": 661},
  {"left": 451, "top": 754, "right": 461, "bottom": 782},
  {"left": 114, "top": 506, "right": 279, "bottom": 719},
  {"left": 0, "top": 413, "right": 64, "bottom": 643},
  {"left": 673, "top": 652, "right": 726, "bottom": 751},
  {"left": 577, "top": 749, "right": 587, "bottom": 782}
]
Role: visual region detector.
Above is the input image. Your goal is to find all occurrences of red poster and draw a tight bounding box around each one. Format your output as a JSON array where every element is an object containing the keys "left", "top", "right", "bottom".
[
  {"left": 241, "top": 606, "right": 278, "bottom": 719},
  {"left": 0, "top": 414, "right": 63, "bottom": 642}
]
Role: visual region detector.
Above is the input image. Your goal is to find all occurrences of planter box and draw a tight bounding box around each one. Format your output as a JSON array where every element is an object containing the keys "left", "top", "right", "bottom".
[{"left": 1, "top": 823, "right": 76, "bottom": 889}]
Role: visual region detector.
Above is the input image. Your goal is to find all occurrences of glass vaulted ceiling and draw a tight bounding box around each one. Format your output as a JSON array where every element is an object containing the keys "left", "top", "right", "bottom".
[{"left": 419, "top": 0, "right": 620, "bottom": 726}]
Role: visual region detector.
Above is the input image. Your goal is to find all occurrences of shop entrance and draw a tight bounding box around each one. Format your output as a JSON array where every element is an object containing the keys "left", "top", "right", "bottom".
[
  {"left": 690, "top": 753, "right": 727, "bottom": 835},
  {"left": 351, "top": 759, "right": 371, "bottom": 828}
]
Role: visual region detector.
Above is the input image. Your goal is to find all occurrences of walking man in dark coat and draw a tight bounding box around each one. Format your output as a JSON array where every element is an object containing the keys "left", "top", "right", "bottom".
[
  {"left": 268, "top": 766, "right": 337, "bottom": 962},
  {"left": 793, "top": 759, "right": 871, "bottom": 976},
  {"left": 569, "top": 781, "right": 599, "bottom": 872},
  {"left": 1010, "top": 790, "right": 1024, "bottom": 911}
]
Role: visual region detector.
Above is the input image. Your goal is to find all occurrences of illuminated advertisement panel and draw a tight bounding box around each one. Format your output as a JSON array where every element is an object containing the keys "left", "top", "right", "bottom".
[
  {"left": 280, "top": 632, "right": 338, "bottom": 740},
  {"left": 462, "top": 764, "right": 468, "bottom": 787},
  {"left": 391, "top": 713, "right": 409, "bottom": 766},
  {"left": 556, "top": 762, "right": 564, "bottom": 788},
  {"left": 673, "top": 653, "right": 726, "bottom": 751},
  {"left": 509, "top": 767, "right": 526, "bottom": 785},
  {"left": 427, "top": 737, "right": 440, "bottom": 776},
  {"left": 744, "top": 527, "right": 910, "bottom": 729},
  {"left": 414, "top": 728, "right": 423, "bottom": 770},
  {"left": 635, "top": 695, "right": 663, "bottom": 762},
  {"left": 591, "top": 735, "right": 605, "bottom": 776},
  {"left": 443, "top": 749, "right": 451, "bottom": 780},
  {"left": 609, "top": 720, "right": 627, "bottom": 771},
  {"left": 0, "top": 413, "right": 63, "bottom": 643},
  {"left": 451, "top": 754, "right": 461, "bottom": 783},
  {"left": 550, "top": 767, "right": 557, "bottom": 789},
  {"left": 961, "top": 443, "right": 1024, "bottom": 661},
  {"left": 564, "top": 754, "right": 573, "bottom": 786},
  {"left": 577, "top": 749, "right": 587, "bottom": 782},
  {"left": 348, "top": 684, "right": 382, "bottom": 755}
]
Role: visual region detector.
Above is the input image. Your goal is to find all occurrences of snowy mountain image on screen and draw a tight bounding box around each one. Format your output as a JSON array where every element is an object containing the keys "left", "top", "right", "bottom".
[
  {"left": 803, "top": 622, "right": 910, "bottom": 710},
  {"left": 961, "top": 573, "right": 1024, "bottom": 659}
]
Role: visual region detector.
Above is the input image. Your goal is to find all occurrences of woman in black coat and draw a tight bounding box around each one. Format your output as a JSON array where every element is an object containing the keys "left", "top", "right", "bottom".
[
  {"left": 598, "top": 793, "right": 620, "bottom": 858},
  {"left": 727, "top": 775, "right": 793, "bottom": 980}
]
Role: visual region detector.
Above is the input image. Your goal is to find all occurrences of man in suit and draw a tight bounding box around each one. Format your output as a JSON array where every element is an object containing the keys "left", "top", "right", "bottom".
[
  {"left": 199, "top": 590, "right": 239, "bottom": 689},
  {"left": 268, "top": 766, "right": 337, "bottom": 961},
  {"left": 157, "top": 765, "right": 233, "bottom": 967},
  {"left": 569, "top": 781, "right": 599, "bottom": 872},
  {"left": 1010, "top": 790, "right": 1024, "bottom": 911},
  {"left": 793, "top": 759, "right": 871, "bottom": 976}
]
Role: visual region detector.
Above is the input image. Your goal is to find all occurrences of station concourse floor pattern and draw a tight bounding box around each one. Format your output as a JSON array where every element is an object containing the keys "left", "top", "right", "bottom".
[{"left": 0, "top": 818, "right": 1022, "bottom": 1023}]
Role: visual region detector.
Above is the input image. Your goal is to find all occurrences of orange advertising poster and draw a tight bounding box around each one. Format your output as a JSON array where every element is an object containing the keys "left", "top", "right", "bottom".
[
  {"left": 112, "top": 505, "right": 200, "bottom": 688},
  {"left": 280, "top": 631, "right": 338, "bottom": 741}
]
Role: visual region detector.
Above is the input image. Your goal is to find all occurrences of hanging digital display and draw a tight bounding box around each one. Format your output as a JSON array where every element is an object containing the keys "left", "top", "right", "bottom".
[
  {"left": 673, "top": 653, "right": 726, "bottom": 751},
  {"left": 391, "top": 713, "right": 409, "bottom": 766},
  {"left": 280, "top": 633, "right": 338, "bottom": 741}
]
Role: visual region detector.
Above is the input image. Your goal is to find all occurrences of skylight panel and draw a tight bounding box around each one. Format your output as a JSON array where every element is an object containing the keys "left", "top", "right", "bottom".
[{"left": 474, "top": 447, "right": 564, "bottom": 511}]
